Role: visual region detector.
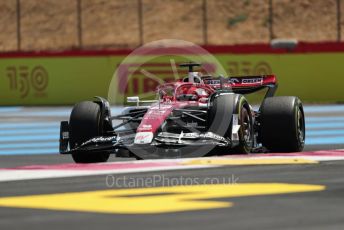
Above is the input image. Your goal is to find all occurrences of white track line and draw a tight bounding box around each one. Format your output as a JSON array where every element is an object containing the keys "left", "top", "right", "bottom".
[{"left": 1, "top": 150, "right": 344, "bottom": 182}]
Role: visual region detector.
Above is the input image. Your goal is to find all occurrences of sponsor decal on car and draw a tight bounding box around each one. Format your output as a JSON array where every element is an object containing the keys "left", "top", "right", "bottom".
[
  {"left": 204, "top": 79, "right": 221, "bottom": 85},
  {"left": 139, "top": 124, "right": 152, "bottom": 131},
  {"left": 242, "top": 78, "right": 263, "bottom": 84},
  {"left": 134, "top": 132, "right": 154, "bottom": 144},
  {"left": 81, "top": 136, "right": 117, "bottom": 146},
  {"left": 200, "top": 132, "right": 228, "bottom": 143}
]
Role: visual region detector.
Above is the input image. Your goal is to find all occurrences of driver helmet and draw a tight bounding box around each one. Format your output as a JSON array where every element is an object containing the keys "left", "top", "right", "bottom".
[{"left": 183, "top": 72, "right": 203, "bottom": 83}]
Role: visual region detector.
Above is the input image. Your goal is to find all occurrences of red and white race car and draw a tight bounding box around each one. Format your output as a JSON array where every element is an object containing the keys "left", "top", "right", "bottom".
[{"left": 60, "top": 63, "right": 305, "bottom": 163}]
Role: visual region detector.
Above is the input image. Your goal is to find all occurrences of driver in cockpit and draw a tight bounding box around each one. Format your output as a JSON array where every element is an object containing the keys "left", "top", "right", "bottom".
[{"left": 178, "top": 73, "right": 210, "bottom": 101}]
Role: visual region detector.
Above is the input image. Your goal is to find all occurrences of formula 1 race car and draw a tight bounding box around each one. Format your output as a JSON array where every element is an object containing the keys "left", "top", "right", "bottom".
[{"left": 59, "top": 63, "right": 305, "bottom": 163}]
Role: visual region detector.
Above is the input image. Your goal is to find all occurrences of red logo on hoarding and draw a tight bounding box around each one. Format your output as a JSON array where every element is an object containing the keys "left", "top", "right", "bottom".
[{"left": 117, "top": 62, "right": 216, "bottom": 95}]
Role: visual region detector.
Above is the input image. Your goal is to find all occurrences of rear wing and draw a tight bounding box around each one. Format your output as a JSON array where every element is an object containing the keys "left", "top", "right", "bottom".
[{"left": 203, "top": 74, "right": 278, "bottom": 98}]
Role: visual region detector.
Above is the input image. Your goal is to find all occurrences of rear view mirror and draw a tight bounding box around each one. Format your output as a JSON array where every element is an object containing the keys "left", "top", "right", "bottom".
[{"left": 127, "top": 96, "right": 140, "bottom": 106}]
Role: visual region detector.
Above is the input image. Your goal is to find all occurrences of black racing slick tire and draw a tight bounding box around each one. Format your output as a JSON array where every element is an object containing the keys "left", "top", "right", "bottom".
[
  {"left": 69, "top": 101, "right": 110, "bottom": 163},
  {"left": 208, "top": 94, "right": 234, "bottom": 138},
  {"left": 209, "top": 94, "right": 253, "bottom": 154},
  {"left": 260, "top": 96, "right": 305, "bottom": 152}
]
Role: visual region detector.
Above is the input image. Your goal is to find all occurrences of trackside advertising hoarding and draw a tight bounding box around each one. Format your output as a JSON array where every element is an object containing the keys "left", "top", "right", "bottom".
[{"left": 1, "top": 42, "right": 344, "bottom": 105}]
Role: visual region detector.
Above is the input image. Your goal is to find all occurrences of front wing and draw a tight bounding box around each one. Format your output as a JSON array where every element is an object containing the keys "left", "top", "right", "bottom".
[{"left": 60, "top": 122, "right": 233, "bottom": 158}]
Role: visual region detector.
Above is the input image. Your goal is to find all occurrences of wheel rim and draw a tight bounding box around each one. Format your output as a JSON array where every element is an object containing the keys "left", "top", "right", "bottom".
[
  {"left": 241, "top": 107, "right": 253, "bottom": 146},
  {"left": 297, "top": 107, "right": 305, "bottom": 147}
]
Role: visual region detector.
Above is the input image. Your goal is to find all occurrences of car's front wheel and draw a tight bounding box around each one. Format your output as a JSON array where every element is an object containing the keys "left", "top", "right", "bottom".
[
  {"left": 209, "top": 94, "right": 253, "bottom": 154},
  {"left": 69, "top": 101, "right": 110, "bottom": 163},
  {"left": 233, "top": 99, "right": 254, "bottom": 154}
]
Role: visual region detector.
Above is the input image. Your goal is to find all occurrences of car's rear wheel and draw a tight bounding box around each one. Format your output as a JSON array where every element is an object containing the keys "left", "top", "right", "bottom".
[
  {"left": 260, "top": 96, "right": 305, "bottom": 152},
  {"left": 69, "top": 101, "right": 110, "bottom": 163}
]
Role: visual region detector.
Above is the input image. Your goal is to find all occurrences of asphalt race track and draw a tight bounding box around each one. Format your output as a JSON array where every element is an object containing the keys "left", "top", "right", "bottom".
[{"left": 0, "top": 105, "right": 344, "bottom": 230}]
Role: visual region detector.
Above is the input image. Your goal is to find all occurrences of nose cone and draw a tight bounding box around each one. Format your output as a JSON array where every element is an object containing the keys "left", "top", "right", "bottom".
[{"left": 137, "top": 104, "right": 175, "bottom": 134}]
